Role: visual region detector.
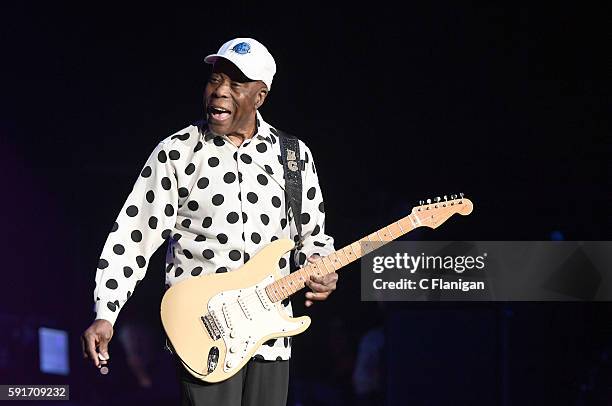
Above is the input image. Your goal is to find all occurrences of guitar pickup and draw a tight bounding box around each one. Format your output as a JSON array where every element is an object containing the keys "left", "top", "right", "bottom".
[
  {"left": 256, "top": 288, "right": 271, "bottom": 311},
  {"left": 237, "top": 297, "right": 252, "bottom": 320},
  {"left": 222, "top": 303, "right": 233, "bottom": 330}
]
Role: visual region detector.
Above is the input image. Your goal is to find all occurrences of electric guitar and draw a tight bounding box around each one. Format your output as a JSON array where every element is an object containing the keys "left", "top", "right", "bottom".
[{"left": 161, "top": 194, "right": 474, "bottom": 382}]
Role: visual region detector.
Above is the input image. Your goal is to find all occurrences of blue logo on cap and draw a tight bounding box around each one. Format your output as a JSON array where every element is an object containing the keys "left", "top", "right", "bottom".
[{"left": 231, "top": 42, "right": 251, "bottom": 55}]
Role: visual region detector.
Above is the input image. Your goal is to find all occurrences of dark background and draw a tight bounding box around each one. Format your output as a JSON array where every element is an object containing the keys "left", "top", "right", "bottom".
[{"left": 0, "top": 3, "right": 609, "bottom": 405}]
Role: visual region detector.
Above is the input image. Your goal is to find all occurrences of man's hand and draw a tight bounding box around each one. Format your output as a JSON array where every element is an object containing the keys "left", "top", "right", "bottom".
[
  {"left": 81, "top": 319, "right": 114, "bottom": 370},
  {"left": 304, "top": 255, "right": 338, "bottom": 307}
]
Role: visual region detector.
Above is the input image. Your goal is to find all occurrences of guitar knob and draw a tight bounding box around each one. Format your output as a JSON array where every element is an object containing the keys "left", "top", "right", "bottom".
[
  {"left": 226, "top": 360, "right": 234, "bottom": 368},
  {"left": 229, "top": 330, "right": 236, "bottom": 338},
  {"left": 229, "top": 345, "right": 238, "bottom": 353}
]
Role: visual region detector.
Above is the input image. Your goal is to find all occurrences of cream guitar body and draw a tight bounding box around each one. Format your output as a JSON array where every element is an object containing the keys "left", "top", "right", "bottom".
[
  {"left": 161, "top": 238, "right": 309, "bottom": 383},
  {"left": 161, "top": 195, "right": 473, "bottom": 383}
]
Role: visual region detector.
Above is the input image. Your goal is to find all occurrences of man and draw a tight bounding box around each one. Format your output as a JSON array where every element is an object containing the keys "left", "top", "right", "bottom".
[{"left": 81, "top": 38, "right": 338, "bottom": 405}]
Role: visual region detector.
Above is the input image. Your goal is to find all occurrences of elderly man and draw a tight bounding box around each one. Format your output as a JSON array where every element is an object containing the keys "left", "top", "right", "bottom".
[{"left": 81, "top": 37, "right": 338, "bottom": 405}]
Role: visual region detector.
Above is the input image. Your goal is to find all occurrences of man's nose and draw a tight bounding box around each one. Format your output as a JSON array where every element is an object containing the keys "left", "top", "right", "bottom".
[{"left": 212, "top": 79, "right": 231, "bottom": 97}]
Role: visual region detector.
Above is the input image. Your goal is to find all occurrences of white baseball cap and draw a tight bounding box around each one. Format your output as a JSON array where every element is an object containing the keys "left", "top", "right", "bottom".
[{"left": 204, "top": 38, "right": 276, "bottom": 90}]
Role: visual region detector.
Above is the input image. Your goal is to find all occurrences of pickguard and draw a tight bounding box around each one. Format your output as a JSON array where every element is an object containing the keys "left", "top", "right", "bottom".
[{"left": 207, "top": 274, "right": 306, "bottom": 373}]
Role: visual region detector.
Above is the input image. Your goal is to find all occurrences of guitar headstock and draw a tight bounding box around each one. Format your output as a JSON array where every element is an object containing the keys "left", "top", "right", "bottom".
[{"left": 411, "top": 193, "right": 473, "bottom": 229}]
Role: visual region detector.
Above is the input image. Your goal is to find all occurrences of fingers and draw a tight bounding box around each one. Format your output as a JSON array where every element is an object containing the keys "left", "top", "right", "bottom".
[
  {"left": 83, "top": 333, "right": 100, "bottom": 368},
  {"left": 307, "top": 254, "right": 321, "bottom": 264},
  {"left": 98, "top": 341, "right": 110, "bottom": 363},
  {"left": 304, "top": 271, "right": 338, "bottom": 307},
  {"left": 304, "top": 290, "right": 330, "bottom": 307},
  {"left": 306, "top": 290, "right": 330, "bottom": 301},
  {"left": 306, "top": 273, "right": 338, "bottom": 292},
  {"left": 81, "top": 335, "right": 87, "bottom": 359}
]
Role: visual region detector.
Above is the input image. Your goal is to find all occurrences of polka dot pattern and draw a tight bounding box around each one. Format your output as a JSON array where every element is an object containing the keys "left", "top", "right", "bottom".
[
  {"left": 126, "top": 205, "right": 138, "bottom": 217},
  {"left": 93, "top": 116, "right": 334, "bottom": 362},
  {"left": 136, "top": 256, "right": 146, "bottom": 268},
  {"left": 123, "top": 266, "right": 133, "bottom": 277}
]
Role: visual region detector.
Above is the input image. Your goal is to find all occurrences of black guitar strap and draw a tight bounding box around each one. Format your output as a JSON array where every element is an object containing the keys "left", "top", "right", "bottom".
[{"left": 278, "top": 130, "right": 303, "bottom": 250}]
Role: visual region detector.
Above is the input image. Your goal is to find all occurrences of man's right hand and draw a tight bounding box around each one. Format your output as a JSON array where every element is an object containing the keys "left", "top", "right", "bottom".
[{"left": 81, "top": 319, "right": 114, "bottom": 369}]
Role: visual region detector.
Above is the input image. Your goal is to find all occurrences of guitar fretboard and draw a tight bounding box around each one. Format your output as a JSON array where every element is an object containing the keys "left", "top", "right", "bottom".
[{"left": 264, "top": 212, "right": 423, "bottom": 303}]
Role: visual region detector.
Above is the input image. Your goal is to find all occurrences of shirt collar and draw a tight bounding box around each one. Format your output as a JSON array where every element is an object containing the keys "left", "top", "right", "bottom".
[{"left": 201, "top": 110, "right": 274, "bottom": 145}]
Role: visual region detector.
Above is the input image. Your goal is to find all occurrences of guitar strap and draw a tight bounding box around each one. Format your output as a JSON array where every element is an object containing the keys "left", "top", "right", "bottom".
[{"left": 278, "top": 130, "right": 303, "bottom": 251}]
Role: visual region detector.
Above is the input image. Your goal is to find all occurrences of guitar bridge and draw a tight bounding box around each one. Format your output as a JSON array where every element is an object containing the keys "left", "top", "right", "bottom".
[{"left": 201, "top": 311, "right": 224, "bottom": 340}]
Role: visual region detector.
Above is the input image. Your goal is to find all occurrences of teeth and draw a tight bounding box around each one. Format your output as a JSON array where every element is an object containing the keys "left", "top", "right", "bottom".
[{"left": 210, "top": 106, "right": 229, "bottom": 113}]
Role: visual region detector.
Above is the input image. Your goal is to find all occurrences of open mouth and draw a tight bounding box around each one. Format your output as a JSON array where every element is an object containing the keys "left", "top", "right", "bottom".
[{"left": 207, "top": 106, "right": 231, "bottom": 122}]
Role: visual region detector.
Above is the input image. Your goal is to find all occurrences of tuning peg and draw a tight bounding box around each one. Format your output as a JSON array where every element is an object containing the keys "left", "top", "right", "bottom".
[
  {"left": 419, "top": 200, "right": 424, "bottom": 205},
  {"left": 459, "top": 192, "right": 464, "bottom": 198},
  {"left": 435, "top": 196, "right": 441, "bottom": 203},
  {"left": 443, "top": 195, "right": 448, "bottom": 201},
  {"left": 426, "top": 198, "right": 431, "bottom": 204}
]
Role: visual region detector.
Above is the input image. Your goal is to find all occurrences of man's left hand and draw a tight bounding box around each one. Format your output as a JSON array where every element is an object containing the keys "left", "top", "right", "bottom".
[{"left": 304, "top": 255, "right": 338, "bottom": 307}]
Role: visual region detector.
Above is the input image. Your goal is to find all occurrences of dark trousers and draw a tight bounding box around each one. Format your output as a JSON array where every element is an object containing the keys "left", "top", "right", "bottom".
[{"left": 175, "top": 357, "right": 289, "bottom": 406}]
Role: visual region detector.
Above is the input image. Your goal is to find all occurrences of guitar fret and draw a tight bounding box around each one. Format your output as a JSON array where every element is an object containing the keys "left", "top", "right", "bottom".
[
  {"left": 319, "top": 257, "right": 332, "bottom": 274},
  {"left": 298, "top": 269, "right": 308, "bottom": 286},
  {"left": 274, "top": 285, "right": 281, "bottom": 301},
  {"left": 388, "top": 222, "right": 402, "bottom": 237},
  {"left": 378, "top": 227, "right": 391, "bottom": 241},
  {"left": 396, "top": 220, "right": 405, "bottom": 233},
  {"left": 385, "top": 225, "right": 394, "bottom": 239},
  {"left": 340, "top": 248, "right": 352, "bottom": 264},
  {"left": 335, "top": 250, "right": 348, "bottom": 267},
  {"left": 399, "top": 217, "right": 412, "bottom": 232},
  {"left": 279, "top": 281, "right": 288, "bottom": 297},
  {"left": 296, "top": 268, "right": 307, "bottom": 284},
  {"left": 309, "top": 262, "right": 319, "bottom": 278},
  {"left": 270, "top": 285, "right": 280, "bottom": 302},
  {"left": 276, "top": 285, "right": 283, "bottom": 301},
  {"left": 329, "top": 253, "right": 342, "bottom": 269},
  {"left": 363, "top": 236, "right": 375, "bottom": 255},
  {"left": 290, "top": 274, "right": 300, "bottom": 295},
  {"left": 327, "top": 256, "right": 337, "bottom": 272},
  {"left": 309, "top": 260, "right": 321, "bottom": 275},
  {"left": 303, "top": 267, "right": 312, "bottom": 284},
  {"left": 287, "top": 272, "right": 298, "bottom": 291}
]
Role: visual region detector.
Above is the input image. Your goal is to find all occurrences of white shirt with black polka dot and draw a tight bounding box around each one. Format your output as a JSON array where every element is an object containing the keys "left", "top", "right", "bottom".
[{"left": 93, "top": 111, "right": 335, "bottom": 360}]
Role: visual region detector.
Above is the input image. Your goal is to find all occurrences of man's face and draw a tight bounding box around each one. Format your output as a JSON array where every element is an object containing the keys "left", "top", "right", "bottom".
[{"left": 204, "top": 58, "right": 267, "bottom": 136}]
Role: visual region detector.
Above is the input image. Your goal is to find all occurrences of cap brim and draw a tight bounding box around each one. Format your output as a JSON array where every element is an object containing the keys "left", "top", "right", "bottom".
[
  {"left": 203, "top": 54, "right": 271, "bottom": 90},
  {"left": 203, "top": 55, "right": 256, "bottom": 81},
  {"left": 204, "top": 54, "right": 220, "bottom": 64}
]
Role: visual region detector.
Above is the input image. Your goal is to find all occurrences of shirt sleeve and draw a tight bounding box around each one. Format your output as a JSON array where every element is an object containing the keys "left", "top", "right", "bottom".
[
  {"left": 292, "top": 143, "right": 335, "bottom": 267},
  {"left": 93, "top": 140, "right": 179, "bottom": 326}
]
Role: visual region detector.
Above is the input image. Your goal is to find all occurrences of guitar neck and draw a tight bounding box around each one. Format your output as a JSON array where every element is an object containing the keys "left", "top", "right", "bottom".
[{"left": 264, "top": 212, "right": 420, "bottom": 303}]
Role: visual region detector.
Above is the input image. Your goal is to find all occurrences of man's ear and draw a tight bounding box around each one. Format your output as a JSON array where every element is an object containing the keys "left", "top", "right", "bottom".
[{"left": 255, "top": 85, "right": 269, "bottom": 109}]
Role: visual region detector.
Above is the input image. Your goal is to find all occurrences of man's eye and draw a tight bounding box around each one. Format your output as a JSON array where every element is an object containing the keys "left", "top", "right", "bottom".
[
  {"left": 230, "top": 82, "right": 242, "bottom": 88},
  {"left": 209, "top": 76, "right": 220, "bottom": 83}
]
